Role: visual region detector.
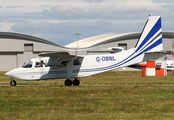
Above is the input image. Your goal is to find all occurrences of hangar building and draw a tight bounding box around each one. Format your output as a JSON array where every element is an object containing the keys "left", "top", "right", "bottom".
[
  {"left": 66, "top": 32, "right": 173, "bottom": 56},
  {"left": 0, "top": 32, "right": 70, "bottom": 70},
  {"left": 0, "top": 31, "right": 173, "bottom": 70}
]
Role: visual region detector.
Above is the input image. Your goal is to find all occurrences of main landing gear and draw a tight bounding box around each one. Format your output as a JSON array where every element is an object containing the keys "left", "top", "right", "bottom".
[
  {"left": 64, "top": 78, "right": 80, "bottom": 86},
  {"left": 10, "top": 78, "right": 17, "bottom": 86},
  {"left": 9, "top": 78, "right": 79, "bottom": 86}
]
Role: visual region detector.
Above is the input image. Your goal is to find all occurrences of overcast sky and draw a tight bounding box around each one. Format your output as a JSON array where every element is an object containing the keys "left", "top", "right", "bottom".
[{"left": 0, "top": 0, "right": 173, "bottom": 46}]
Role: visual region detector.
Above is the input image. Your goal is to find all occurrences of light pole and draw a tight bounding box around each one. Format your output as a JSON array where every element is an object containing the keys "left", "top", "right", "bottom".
[{"left": 75, "top": 33, "right": 80, "bottom": 55}]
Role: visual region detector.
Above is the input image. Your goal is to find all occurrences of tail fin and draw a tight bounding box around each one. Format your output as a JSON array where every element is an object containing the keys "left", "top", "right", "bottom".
[{"left": 135, "top": 16, "right": 163, "bottom": 53}]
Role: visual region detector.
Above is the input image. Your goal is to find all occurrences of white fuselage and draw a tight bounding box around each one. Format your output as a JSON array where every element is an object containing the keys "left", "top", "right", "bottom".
[{"left": 5, "top": 48, "right": 163, "bottom": 81}]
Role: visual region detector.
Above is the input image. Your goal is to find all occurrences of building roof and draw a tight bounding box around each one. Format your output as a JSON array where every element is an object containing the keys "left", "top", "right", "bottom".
[
  {"left": 1, "top": 31, "right": 173, "bottom": 51},
  {"left": 65, "top": 32, "right": 139, "bottom": 48},
  {"left": 65, "top": 32, "right": 174, "bottom": 49},
  {"left": 0, "top": 32, "right": 65, "bottom": 48}
]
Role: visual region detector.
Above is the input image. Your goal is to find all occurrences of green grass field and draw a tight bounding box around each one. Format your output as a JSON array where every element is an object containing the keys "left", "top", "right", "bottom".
[{"left": 1, "top": 71, "right": 174, "bottom": 119}]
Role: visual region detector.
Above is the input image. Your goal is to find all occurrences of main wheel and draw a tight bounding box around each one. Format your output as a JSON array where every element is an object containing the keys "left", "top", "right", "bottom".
[
  {"left": 10, "top": 80, "right": 17, "bottom": 86},
  {"left": 73, "top": 79, "right": 80, "bottom": 86},
  {"left": 64, "top": 79, "right": 72, "bottom": 86}
]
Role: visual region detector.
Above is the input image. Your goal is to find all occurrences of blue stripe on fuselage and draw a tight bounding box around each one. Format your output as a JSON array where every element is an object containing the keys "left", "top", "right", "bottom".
[{"left": 79, "top": 37, "right": 162, "bottom": 72}]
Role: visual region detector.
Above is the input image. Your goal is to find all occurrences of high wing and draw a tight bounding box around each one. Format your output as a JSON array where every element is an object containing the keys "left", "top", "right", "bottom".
[
  {"left": 39, "top": 51, "right": 75, "bottom": 58},
  {"left": 39, "top": 51, "right": 84, "bottom": 79},
  {"left": 39, "top": 51, "right": 83, "bottom": 61}
]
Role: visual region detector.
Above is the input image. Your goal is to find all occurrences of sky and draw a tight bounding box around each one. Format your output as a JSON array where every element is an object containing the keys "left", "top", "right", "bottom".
[{"left": 0, "top": 0, "right": 173, "bottom": 46}]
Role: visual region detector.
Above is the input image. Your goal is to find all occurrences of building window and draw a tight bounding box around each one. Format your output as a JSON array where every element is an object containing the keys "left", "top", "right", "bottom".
[
  {"left": 24, "top": 44, "right": 33, "bottom": 52},
  {"left": 118, "top": 43, "right": 127, "bottom": 50}
]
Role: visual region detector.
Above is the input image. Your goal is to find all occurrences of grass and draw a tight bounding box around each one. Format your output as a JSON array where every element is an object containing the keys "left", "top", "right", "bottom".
[
  {"left": 1, "top": 71, "right": 174, "bottom": 85},
  {"left": 1, "top": 71, "right": 174, "bottom": 119}
]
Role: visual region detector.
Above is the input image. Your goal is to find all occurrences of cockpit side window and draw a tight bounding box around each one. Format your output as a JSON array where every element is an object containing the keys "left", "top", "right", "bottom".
[
  {"left": 22, "top": 61, "right": 33, "bottom": 68},
  {"left": 35, "top": 62, "right": 43, "bottom": 68}
]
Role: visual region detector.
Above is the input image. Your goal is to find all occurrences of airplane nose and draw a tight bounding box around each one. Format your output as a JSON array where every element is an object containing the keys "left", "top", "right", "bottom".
[
  {"left": 5, "top": 68, "right": 22, "bottom": 79},
  {"left": 5, "top": 71, "right": 12, "bottom": 77},
  {"left": 5, "top": 69, "right": 17, "bottom": 78}
]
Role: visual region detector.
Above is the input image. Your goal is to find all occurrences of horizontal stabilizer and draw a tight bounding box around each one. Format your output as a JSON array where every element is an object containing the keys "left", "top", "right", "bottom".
[{"left": 143, "top": 50, "right": 167, "bottom": 54}]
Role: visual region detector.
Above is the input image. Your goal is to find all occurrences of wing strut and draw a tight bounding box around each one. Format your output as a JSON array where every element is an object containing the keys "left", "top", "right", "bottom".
[
  {"left": 66, "top": 57, "right": 77, "bottom": 79},
  {"left": 66, "top": 60, "right": 73, "bottom": 79}
]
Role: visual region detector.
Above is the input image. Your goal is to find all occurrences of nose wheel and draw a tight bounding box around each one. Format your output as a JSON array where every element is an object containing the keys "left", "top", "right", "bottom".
[
  {"left": 64, "top": 78, "right": 80, "bottom": 86},
  {"left": 10, "top": 78, "right": 17, "bottom": 86}
]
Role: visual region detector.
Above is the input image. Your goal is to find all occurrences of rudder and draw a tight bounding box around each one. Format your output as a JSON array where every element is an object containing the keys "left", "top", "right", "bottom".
[{"left": 135, "top": 16, "right": 163, "bottom": 53}]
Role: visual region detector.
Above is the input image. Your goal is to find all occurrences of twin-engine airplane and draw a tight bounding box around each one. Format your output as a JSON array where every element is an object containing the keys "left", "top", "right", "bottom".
[{"left": 5, "top": 16, "right": 164, "bottom": 86}]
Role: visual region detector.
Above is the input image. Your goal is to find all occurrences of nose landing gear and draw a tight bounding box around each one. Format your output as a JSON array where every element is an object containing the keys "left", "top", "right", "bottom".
[
  {"left": 10, "top": 78, "right": 17, "bottom": 86},
  {"left": 64, "top": 78, "right": 80, "bottom": 86}
]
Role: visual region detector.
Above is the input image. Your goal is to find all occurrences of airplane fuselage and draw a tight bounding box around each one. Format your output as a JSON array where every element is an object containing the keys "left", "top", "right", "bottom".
[{"left": 5, "top": 48, "right": 163, "bottom": 81}]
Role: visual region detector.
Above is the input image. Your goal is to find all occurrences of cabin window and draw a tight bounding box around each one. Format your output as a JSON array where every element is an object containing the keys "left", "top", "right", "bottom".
[
  {"left": 35, "top": 62, "right": 43, "bottom": 68},
  {"left": 22, "top": 61, "right": 33, "bottom": 68}
]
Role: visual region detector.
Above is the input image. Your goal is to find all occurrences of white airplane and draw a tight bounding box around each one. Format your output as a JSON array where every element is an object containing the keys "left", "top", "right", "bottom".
[{"left": 5, "top": 16, "right": 164, "bottom": 86}]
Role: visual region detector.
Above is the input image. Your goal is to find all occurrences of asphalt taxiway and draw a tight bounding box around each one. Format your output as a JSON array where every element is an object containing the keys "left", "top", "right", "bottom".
[{"left": 1, "top": 84, "right": 174, "bottom": 87}]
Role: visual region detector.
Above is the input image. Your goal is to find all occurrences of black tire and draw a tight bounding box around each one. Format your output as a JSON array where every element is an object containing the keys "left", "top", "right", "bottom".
[
  {"left": 10, "top": 80, "right": 17, "bottom": 86},
  {"left": 64, "top": 79, "right": 72, "bottom": 86},
  {"left": 73, "top": 79, "right": 80, "bottom": 86}
]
